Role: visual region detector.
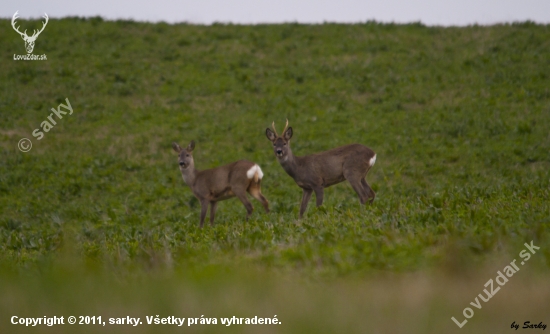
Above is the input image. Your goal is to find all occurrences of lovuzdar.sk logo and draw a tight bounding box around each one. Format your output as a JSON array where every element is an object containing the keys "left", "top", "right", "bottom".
[{"left": 12, "top": 10, "right": 48, "bottom": 61}]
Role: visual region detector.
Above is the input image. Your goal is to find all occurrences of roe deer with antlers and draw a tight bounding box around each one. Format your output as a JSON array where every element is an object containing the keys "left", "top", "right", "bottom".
[
  {"left": 172, "top": 140, "right": 270, "bottom": 227},
  {"left": 266, "top": 120, "right": 376, "bottom": 218}
]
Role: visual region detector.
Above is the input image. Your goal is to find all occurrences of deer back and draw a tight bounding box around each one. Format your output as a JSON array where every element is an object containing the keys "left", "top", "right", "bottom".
[{"left": 193, "top": 160, "right": 258, "bottom": 194}]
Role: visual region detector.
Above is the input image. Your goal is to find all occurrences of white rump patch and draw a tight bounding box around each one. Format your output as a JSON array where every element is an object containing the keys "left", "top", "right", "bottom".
[
  {"left": 246, "top": 164, "right": 264, "bottom": 180},
  {"left": 369, "top": 154, "right": 377, "bottom": 167}
]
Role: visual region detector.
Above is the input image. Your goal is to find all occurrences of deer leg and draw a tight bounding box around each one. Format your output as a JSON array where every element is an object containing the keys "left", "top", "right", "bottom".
[
  {"left": 257, "top": 193, "right": 270, "bottom": 213},
  {"left": 299, "top": 188, "right": 313, "bottom": 218},
  {"left": 235, "top": 190, "right": 254, "bottom": 220},
  {"left": 199, "top": 199, "right": 209, "bottom": 228},
  {"left": 348, "top": 178, "right": 369, "bottom": 205},
  {"left": 247, "top": 181, "right": 270, "bottom": 213},
  {"left": 209, "top": 201, "right": 218, "bottom": 226},
  {"left": 344, "top": 168, "right": 370, "bottom": 205},
  {"left": 313, "top": 187, "right": 324, "bottom": 207},
  {"left": 361, "top": 178, "right": 376, "bottom": 204}
]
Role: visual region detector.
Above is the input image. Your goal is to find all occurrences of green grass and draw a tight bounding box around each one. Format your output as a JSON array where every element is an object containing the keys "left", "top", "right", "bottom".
[{"left": 0, "top": 18, "right": 549, "bottom": 333}]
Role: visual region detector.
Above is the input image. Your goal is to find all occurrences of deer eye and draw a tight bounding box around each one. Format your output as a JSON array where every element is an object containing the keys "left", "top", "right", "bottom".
[
  {"left": 283, "top": 143, "right": 286, "bottom": 146},
  {"left": 273, "top": 143, "right": 276, "bottom": 146},
  {"left": 186, "top": 154, "right": 189, "bottom": 157}
]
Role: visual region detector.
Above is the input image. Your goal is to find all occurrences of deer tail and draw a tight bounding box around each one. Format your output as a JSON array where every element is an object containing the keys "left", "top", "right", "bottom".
[{"left": 246, "top": 164, "right": 264, "bottom": 183}]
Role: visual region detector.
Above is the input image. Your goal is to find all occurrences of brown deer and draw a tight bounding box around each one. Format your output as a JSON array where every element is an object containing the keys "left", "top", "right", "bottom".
[
  {"left": 266, "top": 120, "right": 376, "bottom": 218},
  {"left": 172, "top": 140, "right": 270, "bottom": 227}
]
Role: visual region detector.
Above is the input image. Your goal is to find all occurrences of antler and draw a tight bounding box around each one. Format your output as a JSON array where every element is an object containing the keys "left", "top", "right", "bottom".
[
  {"left": 271, "top": 119, "right": 289, "bottom": 137},
  {"left": 11, "top": 11, "right": 48, "bottom": 39},
  {"left": 11, "top": 11, "right": 27, "bottom": 37},
  {"left": 271, "top": 121, "right": 279, "bottom": 137},
  {"left": 31, "top": 13, "right": 48, "bottom": 38},
  {"left": 282, "top": 119, "right": 289, "bottom": 135}
]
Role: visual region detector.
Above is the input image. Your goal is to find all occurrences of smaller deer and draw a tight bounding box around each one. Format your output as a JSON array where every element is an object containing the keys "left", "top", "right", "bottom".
[
  {"left": 172, "top": 140, "right": 270, "bottom": 227},
  {"left": 266, "top": 120, "right": 376, "bottom": 218}
]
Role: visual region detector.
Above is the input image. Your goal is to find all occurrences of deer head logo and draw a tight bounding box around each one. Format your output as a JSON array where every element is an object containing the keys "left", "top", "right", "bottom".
[{"left": 12, "top": 11, "right": 49, "bottom": 54}]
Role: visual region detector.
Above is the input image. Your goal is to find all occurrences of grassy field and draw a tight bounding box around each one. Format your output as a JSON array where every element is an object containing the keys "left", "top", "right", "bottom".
[{"left": 1, "top": 18, "right": 549, "bottom": 333}]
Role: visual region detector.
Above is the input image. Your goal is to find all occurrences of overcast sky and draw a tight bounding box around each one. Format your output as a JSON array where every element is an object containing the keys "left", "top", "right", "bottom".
[{"left": 2, "top": 0, "right": 550, "bottom": 26}]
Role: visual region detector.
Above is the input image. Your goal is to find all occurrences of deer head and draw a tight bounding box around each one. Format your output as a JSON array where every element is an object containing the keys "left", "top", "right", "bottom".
[
  {"left": 266, "top": 119, "right": 293, "bottom": 160},
  {"left": 12, "top": 11, "right": 49, "bottom": 54},
  {"left": 172, "top": 140, "right": 195, "bottom": 170}
]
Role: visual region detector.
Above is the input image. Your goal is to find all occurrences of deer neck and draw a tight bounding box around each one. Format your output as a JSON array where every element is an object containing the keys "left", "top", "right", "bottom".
[
  {"left": 278, "top": 147, "right": 298, "bottom": 177},
  {"left": 180, "top": 161, "right": 198, "bottom": 186}
]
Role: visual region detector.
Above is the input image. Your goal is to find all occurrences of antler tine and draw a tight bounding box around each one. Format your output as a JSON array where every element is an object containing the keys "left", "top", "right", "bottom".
[
  {"left": 271, "top": 121, "right": 279, "bottom": 137},
  {"left": 32, "top": 13, "right": 48, "bottom": 37},
  {"left": 12, "top": 10, "right": 19, "bottom": 23},
  {"left": 11, "top": 11, "right": 25, "bottom": 37},
  {"left": 282, "top": 119, "right": 289, "bottom": 134}
]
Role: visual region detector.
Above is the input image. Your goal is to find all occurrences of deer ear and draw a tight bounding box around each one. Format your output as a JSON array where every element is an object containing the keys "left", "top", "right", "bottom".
[
  {"left": 283, "top": 127, "right": 293, "bottom": 140},
  {"left": 172, "top": 142, "right": 182, "bottom": 153},
  {"left": 266, "top": 128, "right": 276, "bottom": 141},
  {"left": 186, "top": 140, "right": 195, "bottom": 152}
]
